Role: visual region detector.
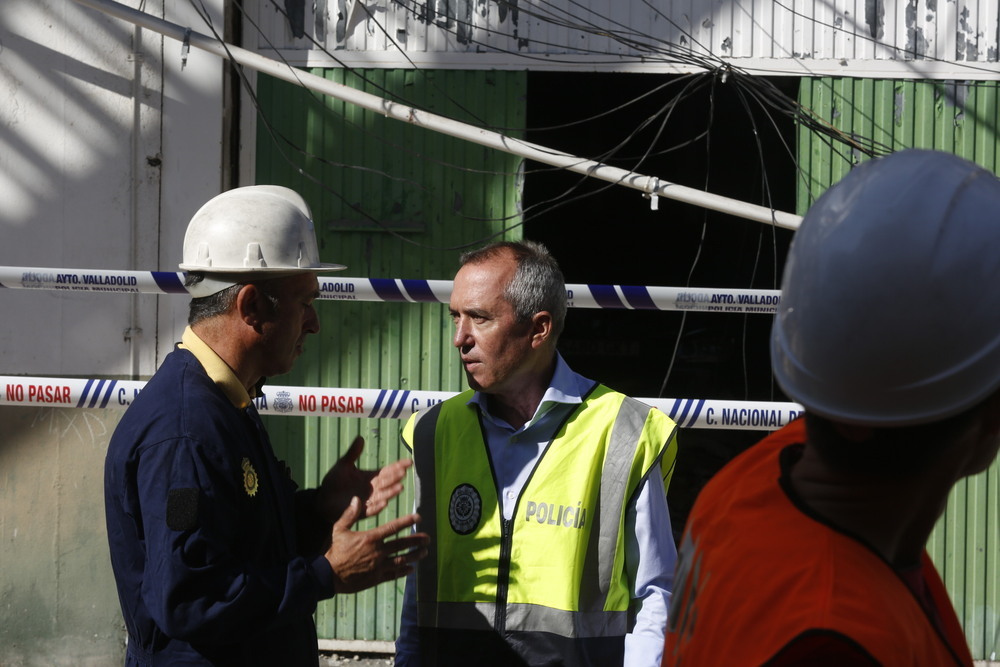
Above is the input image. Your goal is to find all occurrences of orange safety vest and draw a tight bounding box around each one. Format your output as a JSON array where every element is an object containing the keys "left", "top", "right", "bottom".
[{"left": 664, "top": 419, "right": 973, "bottom": 667}]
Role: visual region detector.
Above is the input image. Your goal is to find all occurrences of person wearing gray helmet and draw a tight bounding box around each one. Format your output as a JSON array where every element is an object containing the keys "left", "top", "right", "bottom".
[
  {"left": 664, "top": 150, "right": 1000, "bottom": 666},
  {"left": 105, "top": 186, "right": 429, "bottom": 666}
]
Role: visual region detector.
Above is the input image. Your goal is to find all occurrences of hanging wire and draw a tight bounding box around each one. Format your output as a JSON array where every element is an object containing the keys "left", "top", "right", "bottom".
[
  {"left": 245, "top": 0, "right": 899, "bottom": 180},
  {"left": 180, "top": 0, "right": 1000, "bottom": 408},
  {"left": 222, "top": 0, "right": 988, "bottom": 248},
  {"left": 238, "top": 0, "right": 718, "bottom": 184},
  {"left": 657, "top": 73, "right": 719, "bottom": 398},
  {"left": 202, "top": 0, "right": 751, "bottom": 251},
  {"left": 192, "top": 0, "right": 998, "bottom": 400},
  {"left": 227, "top": 0, "right": 925, "bottom": 265},
  {"left": 728, "top": 77, "right": 779, "bottom": 400},
  {"left": 201, "top": 0, "right": 674, "bottom": 251}
]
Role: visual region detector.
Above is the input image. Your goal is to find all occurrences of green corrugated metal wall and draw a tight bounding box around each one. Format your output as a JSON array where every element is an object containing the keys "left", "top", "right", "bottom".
[
  {"left": 798, "top": 78, "right": 1000, "bottom": 660},
  {"left": 254, "top": 68, "right": 526, "bottom": 643},
  {"left": 798, "top": 79, "right": 1000, "bottom": 211}
]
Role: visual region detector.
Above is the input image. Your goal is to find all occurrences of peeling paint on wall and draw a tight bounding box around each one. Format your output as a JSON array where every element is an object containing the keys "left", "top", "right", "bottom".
[
  {"left": 957, "top": 6, "right": 980, "bottom": 61},
  {"left": 335, "top": 0, "right": 361, "bottom": 44},
  {"left": 904, "top": 0, "right": 927, "bottom": 58},
  {"left": 866, "top": 0, "right": 884, "bottom": 40},
  {"left": 481, "top": 0, "right": 516, "bottom": 26},
  {"left": 402, "top": 0, "right": 478, "bottom": 45},
  {"left": 938, "top": 80, "right": 969, "bottom": 125},
  {"left": 315, "top": 0, "right": 327, "bottom": 42},
  {"left": 284, "top": 0, "right": 305, "bottom": 37},
  {"left": 261, "top": 0, "right": 1000, "bottom": 68}
]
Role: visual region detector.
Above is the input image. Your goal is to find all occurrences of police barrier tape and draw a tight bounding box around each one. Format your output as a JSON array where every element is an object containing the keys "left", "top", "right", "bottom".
[
  {"left": 0, "top": 375, "right": 804, "bottom": 430},
  {"left": 0, "top": 267, "right": 782, "bottom": 314}
]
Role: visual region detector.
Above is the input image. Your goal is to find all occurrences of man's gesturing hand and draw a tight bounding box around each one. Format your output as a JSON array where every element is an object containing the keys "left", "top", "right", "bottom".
[
  {"left": 316, "top": 436, "right": 413, "bottom": 522},
  {"left": 326, "top": 497, "right": 430, "bottom": 594}
]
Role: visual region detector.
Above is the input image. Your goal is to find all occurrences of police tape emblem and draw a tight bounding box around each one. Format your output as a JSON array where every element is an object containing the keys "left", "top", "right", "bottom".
[
  {"left": 241, "top": 458, "right": 259, "bottom": 497},
  {"left": 449, "top": 484, "right": 481, "bottom": 535},
  {"left": 273, "top": 391, "right": 294, "bottom": 413}
]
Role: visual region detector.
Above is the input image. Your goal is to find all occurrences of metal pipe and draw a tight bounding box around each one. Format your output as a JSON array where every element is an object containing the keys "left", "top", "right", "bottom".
[
  {"left": 71, "top": 0, "right": 803, "bottom": 230},
  {"left": 127, "top": 20, "right": 143, "bottom": 379}
]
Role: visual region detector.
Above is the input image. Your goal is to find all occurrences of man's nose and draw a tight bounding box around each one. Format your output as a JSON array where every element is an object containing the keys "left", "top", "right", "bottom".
[
  {"left": 305, "top": 305, "right": 320, "bottom": 335},
  {"left": 453, "top": 318, "right": 471, "bottom": 348}
]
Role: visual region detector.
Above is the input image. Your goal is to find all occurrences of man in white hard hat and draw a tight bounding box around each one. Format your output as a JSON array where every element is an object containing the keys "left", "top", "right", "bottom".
[
  {"left": 663, "top": 150, "right": 1000, "bottom": 666},
  {"left": 105, "top": 186, "right": 429, "bottom": 666},
  {"left": 395, "top": 241, "right": 679, "bottom": 666}
]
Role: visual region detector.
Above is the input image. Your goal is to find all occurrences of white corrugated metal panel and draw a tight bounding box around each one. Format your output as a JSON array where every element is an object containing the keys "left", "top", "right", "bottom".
[
  {"left": 0, "top": 0, "right": 224, "bottom": 377},
  {"left": 246, "top": 0, "right": 999, "bottom": 78}
]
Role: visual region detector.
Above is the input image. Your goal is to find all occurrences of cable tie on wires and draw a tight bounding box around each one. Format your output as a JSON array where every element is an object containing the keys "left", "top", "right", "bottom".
[{"left": 181, "top": 28, "right": 192, "bottom": 70}]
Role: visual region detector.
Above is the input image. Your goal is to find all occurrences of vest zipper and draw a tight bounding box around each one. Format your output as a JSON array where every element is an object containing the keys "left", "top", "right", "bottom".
[{"left": 494, "top": 517, "right": 514, "bottom": 634}]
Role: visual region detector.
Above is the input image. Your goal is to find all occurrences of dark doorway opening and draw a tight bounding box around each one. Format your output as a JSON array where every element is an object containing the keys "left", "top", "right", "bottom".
[{"left": 523, "top": 71, "right": 799, "bottom": 534}]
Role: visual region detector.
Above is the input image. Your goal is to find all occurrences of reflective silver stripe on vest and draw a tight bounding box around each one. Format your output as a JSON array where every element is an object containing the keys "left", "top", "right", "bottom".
[
  {"left": 579, "top": 395, "right": 652, "bottom": 613},
  {"left": 412, "top": 403, "right": 443, "bottom": 626},
  {"left": 509, "top": 603, "right": 629, "bottom": 637},
  {"left": 420, "top": 601, "right": 629, "bottom": 638}
]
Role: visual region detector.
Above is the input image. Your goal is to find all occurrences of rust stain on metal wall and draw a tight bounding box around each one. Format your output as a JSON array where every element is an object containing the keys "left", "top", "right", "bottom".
[{"left": 396, "top": 0, "right": 522, "bottom": 45}]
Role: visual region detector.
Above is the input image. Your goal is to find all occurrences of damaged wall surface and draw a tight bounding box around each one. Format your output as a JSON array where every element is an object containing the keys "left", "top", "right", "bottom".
[
  {"left": 249, "top": 0, "right": 1000, "bottom": 75},
  {"left": 0, "top": 0, "right": 225, "bottom": 663}
]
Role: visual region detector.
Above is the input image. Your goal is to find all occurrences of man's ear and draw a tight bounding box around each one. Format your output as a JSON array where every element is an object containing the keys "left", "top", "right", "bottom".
[
  {"left": 235, "top": 284, "right": 267, "bottom": 330},
  {"left": 530, "top": 311, "right": 553, "bottom": 348}
]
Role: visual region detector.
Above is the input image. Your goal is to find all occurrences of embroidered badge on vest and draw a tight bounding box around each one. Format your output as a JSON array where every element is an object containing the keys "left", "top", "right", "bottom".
[
  {"left": 241, "top": 457, "right": 259, "bottom": 497},
  {"left": 449, "top": 484, "right": 482, "bottom": 535}
]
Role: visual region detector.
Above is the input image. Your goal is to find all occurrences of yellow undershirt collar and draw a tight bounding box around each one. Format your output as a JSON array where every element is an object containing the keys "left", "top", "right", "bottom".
[{"left": 179, "top": 326, "right": 252, "bottom": 409}]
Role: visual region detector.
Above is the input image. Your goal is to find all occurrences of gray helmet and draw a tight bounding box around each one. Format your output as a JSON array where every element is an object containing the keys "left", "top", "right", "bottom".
[
  {"left": 180, "top": 185, "right": 345, "bottom": 297},
  {"left": 771, "top": 149, "right": 1000, "bottom": 426}
]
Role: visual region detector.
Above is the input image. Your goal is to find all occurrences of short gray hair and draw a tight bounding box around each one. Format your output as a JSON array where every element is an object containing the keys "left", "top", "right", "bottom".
[
  {"left": 185, "top": 273, "right": 280, "bottom": 325},
  {"left": 459, "top": 240, "right": 567, "bottom": 340}
]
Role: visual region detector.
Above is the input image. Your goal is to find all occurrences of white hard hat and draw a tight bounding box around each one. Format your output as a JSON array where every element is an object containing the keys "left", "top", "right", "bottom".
[
  {"left": 771, "top": 149, "right": 1000, "bottom": 427},
  {"left": 180, "top": 185, "right": 345, "bottom": 297}
]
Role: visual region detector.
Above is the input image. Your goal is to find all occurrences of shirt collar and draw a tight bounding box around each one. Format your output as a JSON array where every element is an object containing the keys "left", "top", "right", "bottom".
[
  {"left": 179, "top": 326, "right": 253, "bottom": 409},
  {"left": 469, "top": 353, "right": 591, "bottom": 429}
]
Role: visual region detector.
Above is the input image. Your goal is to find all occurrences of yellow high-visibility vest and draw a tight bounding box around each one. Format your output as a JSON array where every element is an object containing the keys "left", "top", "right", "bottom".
[{"left": 403, "top": 383, "right": 678, "bottom": 641}]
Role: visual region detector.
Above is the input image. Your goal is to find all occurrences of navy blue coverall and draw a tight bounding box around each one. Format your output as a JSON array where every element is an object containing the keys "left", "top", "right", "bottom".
[{"left": 105, "top": 347, "right": 334, "bottom": 665}]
